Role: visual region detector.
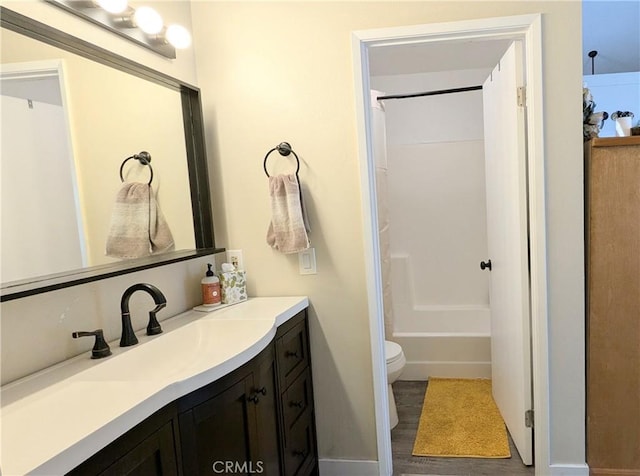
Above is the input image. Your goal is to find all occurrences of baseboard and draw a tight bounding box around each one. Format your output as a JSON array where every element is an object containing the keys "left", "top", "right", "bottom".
[
  {"left": 319, "top": 458, "right": 380, "bottom": 476},
  {"left": 400, "top": 361, "right": 491, "bottom": 380},
  {"left": 549, "top": 463, "right": 590, "bottom": 476},
  {"left": 588, "top": 468, "right": 640, "bottom": 476}
]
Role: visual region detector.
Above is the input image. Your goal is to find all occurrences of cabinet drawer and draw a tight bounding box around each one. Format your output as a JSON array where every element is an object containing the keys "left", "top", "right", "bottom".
[
  {"left": 282, "top": 367, "right": 313, "bottom": 432},
  {"left": 282, "top": 408, "right": 316, "bottom": 476},
  {"left": 276, "top": 317, "right": 309, "bottom": 389}
]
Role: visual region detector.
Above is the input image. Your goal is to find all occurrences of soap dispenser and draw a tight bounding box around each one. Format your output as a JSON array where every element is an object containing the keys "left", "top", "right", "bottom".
[{"left": 201, "top": 263, "right": 221, "bottom": 306}]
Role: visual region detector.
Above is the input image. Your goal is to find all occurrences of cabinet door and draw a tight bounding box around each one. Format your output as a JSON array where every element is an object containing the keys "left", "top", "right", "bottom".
[
  {"left": 252, "top": 349, "right": 281, "bottom": 476},
  {"left": 66, "top": 405, "right": 179, "bottom": 476},
  {"left": 179, "top": 376, "right": 259, "bottom": 475},
  {"left": 98, "top": 422, "right": 178, "bottom": 476}
]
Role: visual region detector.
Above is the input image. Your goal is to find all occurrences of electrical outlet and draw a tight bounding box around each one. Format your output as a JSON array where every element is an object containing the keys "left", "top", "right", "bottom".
[
  {"left": 225, "top": 250, "right": 244, "bottom": 270},
  {"left": 298, "top": 248, "right": 316, "bottom": 275}
]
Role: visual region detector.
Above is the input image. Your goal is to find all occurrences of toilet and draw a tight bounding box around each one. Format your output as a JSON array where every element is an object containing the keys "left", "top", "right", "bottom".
[{"left": 385, "top": 340, "right": 406, "bottom": 430}]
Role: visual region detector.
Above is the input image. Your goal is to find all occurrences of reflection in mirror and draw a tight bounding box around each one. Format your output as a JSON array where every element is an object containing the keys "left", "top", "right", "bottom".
[
  {"left": 1, "top": 59, "right": 86, "bottom": 282},
  {"left": 0, "top": 8, "right": 218, "bottom": 301}
]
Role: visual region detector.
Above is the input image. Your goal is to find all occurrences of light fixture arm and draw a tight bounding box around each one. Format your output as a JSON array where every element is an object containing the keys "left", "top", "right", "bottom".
[{"left": 588, "top": 50, "right": 598, "bottom": 75}]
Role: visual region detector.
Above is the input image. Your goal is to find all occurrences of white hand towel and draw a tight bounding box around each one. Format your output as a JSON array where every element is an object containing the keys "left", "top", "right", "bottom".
[
  {"left": 106, "top": 182, "right": 175, "bottom": 259},
  {"left": 266, "top": 174, "right": 310, "bottom": 254}
]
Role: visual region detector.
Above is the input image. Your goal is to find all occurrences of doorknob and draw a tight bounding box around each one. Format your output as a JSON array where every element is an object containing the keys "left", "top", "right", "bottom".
[{"left": 480, "top": 259, "right": 492, "bottom": 271}]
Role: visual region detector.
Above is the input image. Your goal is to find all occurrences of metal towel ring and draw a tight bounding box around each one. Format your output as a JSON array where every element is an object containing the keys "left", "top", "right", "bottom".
[
  {"left": 120, "top": 151, "right": 153, "bottom": 185},
  {"left": 263, "top": 142, "right": 300, "bottom": 177}
]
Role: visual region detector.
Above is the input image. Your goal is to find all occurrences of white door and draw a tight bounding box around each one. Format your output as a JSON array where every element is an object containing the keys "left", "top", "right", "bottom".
[
  {"left": 1, "top": 61, "right": 86, "bottom": 281},
  {"left": 482, "top": 41, "right": 533, "bottom": 465}
]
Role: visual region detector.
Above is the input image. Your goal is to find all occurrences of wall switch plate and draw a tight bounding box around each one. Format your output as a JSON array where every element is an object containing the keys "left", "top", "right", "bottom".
[
  {"left": 225, "top": 250, "right": 244, "bottom": 270},
  {"left": 298, "top": 248, "right": 317, "bottom": 275}
]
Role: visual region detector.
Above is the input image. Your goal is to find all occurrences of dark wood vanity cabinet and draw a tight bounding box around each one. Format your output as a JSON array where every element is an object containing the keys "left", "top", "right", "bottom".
[
  {"left": 178, "top": 309, "right": 318, "bottom": 476},
  {"left": 68, "top": 309, "right": 317, "bottom": 476},
  {"left": 67, "top": 404, "right": 180, "bottom": 476},
  {"left": 178, "top": 343, "right": 281, "bottom": 475}
]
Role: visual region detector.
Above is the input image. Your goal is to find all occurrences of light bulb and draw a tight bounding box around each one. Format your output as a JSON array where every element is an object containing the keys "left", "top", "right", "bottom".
[
  {"left": 134, "top": 6, "right": 163, "bottom": 35},
  {"left": 96, "top": 0, "right": 128, "bottom": 14},
  {"left": 166, "top": 24, "right": 191, "bottom": 49}
]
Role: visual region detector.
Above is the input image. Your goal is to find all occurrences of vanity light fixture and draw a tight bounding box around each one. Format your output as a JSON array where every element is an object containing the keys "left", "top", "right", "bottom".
[
  {"left": 95, "top": 0, "right": 128, "bottom": 14},
  {"left": 45, "top": 0, "right": 192, "bottom": 59},
  {"left": 165, "top": 24, "right": 192, "bottom": 49},
  {"left": 133, "top": 6, "right": 163, "bottom": 35}
]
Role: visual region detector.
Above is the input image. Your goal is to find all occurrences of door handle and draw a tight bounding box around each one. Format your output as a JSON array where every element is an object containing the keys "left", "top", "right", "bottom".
[{"left": 480, "top": 259, "right": 492, "bottom": 271}]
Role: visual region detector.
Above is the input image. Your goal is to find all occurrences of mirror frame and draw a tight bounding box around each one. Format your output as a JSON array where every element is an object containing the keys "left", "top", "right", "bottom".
[{"left": 0, "top": 7, "right": 222, "bottom": 302}]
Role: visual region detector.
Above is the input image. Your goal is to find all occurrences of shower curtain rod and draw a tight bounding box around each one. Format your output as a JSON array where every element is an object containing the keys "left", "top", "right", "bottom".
[{"left": 376, "top": 85, "right": 482, "bottom": 101}]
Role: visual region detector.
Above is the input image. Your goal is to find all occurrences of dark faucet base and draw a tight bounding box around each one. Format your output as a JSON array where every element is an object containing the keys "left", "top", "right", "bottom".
[{"left": 91, "top": 348, "right": 113, "bottom": 359}]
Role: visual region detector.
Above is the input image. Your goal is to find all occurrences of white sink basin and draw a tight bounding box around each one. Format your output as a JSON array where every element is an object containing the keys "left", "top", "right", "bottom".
[{"left": 72, "top": 318, "right": 275, "bottom": 382}]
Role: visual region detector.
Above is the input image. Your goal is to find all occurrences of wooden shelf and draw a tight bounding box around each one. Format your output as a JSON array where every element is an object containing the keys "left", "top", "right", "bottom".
[{"left": 590, "top": 136, "right": 640, "bottom": 147}]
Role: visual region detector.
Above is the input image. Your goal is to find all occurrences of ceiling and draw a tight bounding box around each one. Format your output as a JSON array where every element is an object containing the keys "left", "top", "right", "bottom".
[
  {"left": 368, "top": 39, "right": 511, "bottom": 76},
  {"left": 368, "top": 1, "right": 639, "bottom": 78}
]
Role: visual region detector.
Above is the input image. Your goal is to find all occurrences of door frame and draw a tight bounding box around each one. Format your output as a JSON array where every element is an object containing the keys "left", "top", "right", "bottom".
[{"left": 352, "top": 14, "right": 548, "bottom": 475}]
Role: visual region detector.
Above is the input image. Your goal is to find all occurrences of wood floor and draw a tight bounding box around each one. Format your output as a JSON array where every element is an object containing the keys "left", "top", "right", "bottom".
[{"left": 391, "top": 381, "right": 535, "bottom": 476}]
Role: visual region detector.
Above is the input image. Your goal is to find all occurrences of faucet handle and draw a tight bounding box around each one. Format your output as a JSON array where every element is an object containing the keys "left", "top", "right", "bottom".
[
  {"left": 146, "top": 304, "right": 165, "bottom": 336},
  {"left": 72, "top": 329, "right": 112, "bottom": 359}
]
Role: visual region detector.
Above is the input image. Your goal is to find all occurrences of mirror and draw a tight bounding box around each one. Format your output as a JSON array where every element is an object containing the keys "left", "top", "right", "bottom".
[{"left": 0, "top": 7, "right": 220, "bottom": 301}]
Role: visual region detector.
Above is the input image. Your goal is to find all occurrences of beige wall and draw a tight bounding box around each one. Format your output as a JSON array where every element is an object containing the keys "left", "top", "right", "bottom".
[{"left": 191, "top": 0, "right": 585, "bottom": 467}]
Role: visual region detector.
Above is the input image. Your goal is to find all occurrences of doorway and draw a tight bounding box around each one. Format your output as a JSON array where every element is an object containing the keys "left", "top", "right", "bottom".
[
  {"left": 0, "top": 59, "right": 86, "bottom": 281},
  {"left": 352, "top": 14, "right": 548, "bottom": 476}
]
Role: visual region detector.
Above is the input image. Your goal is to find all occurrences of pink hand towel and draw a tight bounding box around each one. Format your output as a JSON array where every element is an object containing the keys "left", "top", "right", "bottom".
[
  {"left": 266, "top": 174, "right": 310, "bottom": 254},
  {"left": 106, "top": 182, "right": 175, "bottom": 259}
]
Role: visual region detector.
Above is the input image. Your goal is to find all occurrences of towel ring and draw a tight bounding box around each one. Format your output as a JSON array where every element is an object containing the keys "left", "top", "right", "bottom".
[
  {"left": 120, "top": 151, "right": 153, "bottom": 185},
  {"left": 263, "top": 142, "right": 300, "bottom": 178}
]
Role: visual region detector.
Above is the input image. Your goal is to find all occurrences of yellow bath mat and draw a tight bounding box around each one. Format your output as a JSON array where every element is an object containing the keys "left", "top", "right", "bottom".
[{"left": 412, "top": 377, "right": 511, "bottom": 458}]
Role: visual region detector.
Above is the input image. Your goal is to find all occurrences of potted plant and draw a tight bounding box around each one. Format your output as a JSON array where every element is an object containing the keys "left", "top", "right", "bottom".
[
  {"left": 611, "top": 111, "right": 635, "bottom": 137},
  {"left": 583, "top": 87, "right": 608, "bottom": 141}
]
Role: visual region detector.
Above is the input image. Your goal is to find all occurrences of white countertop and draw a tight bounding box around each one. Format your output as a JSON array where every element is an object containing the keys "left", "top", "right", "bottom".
[{"left": 0, "top": 296, "right": 309, "bottom": 476}]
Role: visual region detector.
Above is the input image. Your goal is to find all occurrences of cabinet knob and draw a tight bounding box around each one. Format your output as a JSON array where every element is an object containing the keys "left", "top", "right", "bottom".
[
  {"left": 247, "top": 394, "right": 260, "bottom": 404},
  {"left": 290, "top": 400, "right": 304, "bottom": 408},
  {"left": 256, "top": 386, "right": 267, "bottom": 396},
  {"left": 285, "top": 350, "right": 300, "bottom": 358},
  {"left": 293, "top": 449, "right": 306, "bottom": 458}
]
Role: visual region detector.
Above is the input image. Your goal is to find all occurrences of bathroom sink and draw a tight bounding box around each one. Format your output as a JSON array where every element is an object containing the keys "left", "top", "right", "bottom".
[{"left": 72, "top": 318, "right": 274, "bottom": 383}]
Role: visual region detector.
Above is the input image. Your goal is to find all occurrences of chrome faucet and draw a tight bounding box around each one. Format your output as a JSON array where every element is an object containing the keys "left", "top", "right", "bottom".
[{"left": 120, "top": 283, "right": 167, "bottom": 347}]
